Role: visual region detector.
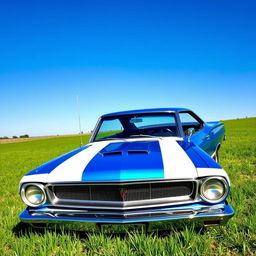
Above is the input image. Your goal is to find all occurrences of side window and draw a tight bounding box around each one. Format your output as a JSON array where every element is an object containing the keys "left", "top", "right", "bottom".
[{"left": 179, "top": 112, "right": 203, "bottom": 135}]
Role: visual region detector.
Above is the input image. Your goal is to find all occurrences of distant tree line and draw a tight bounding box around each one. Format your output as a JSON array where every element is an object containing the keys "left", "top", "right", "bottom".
[{"left": 0, "top": 134, "right": 29, "bottom": 139}]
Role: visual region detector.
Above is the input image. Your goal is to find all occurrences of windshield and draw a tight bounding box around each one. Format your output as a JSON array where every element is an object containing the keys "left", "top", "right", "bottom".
[{"left": 93, "top": 113, "right": 179, "bottom": 141}]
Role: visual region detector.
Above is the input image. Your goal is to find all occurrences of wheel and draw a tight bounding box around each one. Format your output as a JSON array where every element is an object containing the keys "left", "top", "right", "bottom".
[{"left": 212, "top": 149, "right": 219, "bottom": 163}]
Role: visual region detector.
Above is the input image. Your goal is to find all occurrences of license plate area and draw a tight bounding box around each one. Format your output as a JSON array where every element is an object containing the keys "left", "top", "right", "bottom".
[{"left": 96, "top": 223, "right": 148, "bottom": 233}]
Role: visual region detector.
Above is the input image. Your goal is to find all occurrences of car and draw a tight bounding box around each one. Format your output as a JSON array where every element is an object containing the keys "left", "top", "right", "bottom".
[{"left": 19, "top": 108, "right": 234, "bottom": 230}]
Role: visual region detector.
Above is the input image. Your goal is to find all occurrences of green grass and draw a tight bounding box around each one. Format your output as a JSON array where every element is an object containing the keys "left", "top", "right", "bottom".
[{"left": 0, "top": 118, "right": 256, "bottom": 255}]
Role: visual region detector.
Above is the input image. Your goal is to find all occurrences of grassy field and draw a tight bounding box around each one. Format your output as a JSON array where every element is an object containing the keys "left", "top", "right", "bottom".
[{"left": 0, "top": 118, "right": 255, "bottom": 255}]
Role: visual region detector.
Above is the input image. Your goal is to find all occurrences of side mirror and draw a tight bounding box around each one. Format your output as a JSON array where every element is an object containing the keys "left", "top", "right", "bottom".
[{"left": 187, "top": 127, "right": 195, "bottom": 137}]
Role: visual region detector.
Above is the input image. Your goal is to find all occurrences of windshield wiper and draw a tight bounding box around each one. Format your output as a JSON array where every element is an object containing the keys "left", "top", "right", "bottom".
[
  {"left": 97, "top": 135, "right": 159, "bottom": 142},
  {"left": 128, "top": 134, "right": 159, "bottom": 138},
  {"left": 97, "top": 137, "right": 125, "bottom": 141}
]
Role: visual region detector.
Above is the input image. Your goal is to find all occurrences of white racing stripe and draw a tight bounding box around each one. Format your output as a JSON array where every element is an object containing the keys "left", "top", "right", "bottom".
[
  {"left": 197, "top": 168, "right": 231, "bottom": 185},
  {"left": 159, "top": 138, "right": 197, "bottom": 179},
  {"left": 20, "top": 174, "right": 48, "bottom": 185},
  {"left": 47, "top": 141, "right": 110, "bottom": 182}
]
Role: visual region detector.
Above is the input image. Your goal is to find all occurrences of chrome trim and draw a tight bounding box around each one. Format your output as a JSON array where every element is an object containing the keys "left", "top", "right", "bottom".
[
  {"left": 45, "top": 180, "right": 198, "bottom": 210},
  {"left": 46, "top": 179, "right": 196, "bottom": 186},
  {"left": 20, "top": 183, "right": 47, "bottom": 207},
  {"left": 199, "top": 177, "right": 229, "bottom": 203},
  {"left": 44, "top": 198, "right": 198, "bottom": 211},
  {"left": 20, "top": 203, "right": 235, "bottom": 228},
  {"left": 46, "top": 178, "right": 194, "bottom": 185},
  {"left": 89, "top": 117, "right": 102, "bottom": 143},
  {"left": 28, "top": 204, "right": 225, "bottom": 218}
]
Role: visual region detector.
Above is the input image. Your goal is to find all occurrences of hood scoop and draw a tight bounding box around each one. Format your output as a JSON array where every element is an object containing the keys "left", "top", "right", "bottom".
[
  {"left": 103, "top": 151, "right": 122, "bottom": 156},
  {"left": 102, "top": 150, "right": 149, "bottom": 156},
  {"left": 128, "top": 150, "right": 148, "bottom": 154},
  {"left": 101, "top": 141, "right": 153, "bottom": 157}
]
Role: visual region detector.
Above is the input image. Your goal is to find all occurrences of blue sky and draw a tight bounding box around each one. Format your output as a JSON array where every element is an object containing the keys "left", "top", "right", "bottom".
[{"left": 0, "top": 0, "right": 255, "bottom": 137}]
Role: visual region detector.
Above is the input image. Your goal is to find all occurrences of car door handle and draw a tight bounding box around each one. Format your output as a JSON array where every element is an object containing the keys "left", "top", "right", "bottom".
[{"left": 205, "top": 135, "right": 210, "bottom": 140}]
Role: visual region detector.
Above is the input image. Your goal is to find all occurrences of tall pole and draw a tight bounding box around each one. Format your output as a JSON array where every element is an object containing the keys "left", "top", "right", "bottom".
[{"left": 76, "top": 95, "right": 83, "bottom": 147}]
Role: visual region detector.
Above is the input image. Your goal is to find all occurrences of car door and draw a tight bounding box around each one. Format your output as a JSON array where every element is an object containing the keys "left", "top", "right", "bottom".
[{"left": 179, "top": 111, "right": 212, "bottom": 155}]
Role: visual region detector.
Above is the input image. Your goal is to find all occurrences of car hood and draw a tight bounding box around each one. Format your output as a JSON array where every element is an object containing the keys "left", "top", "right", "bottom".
[{"left": 21, "top": 138, "right": 221, "bottom": 184}]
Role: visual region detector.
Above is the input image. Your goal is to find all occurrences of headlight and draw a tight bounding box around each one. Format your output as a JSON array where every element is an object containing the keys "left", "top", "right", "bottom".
[
  {"left": 200, "top": 177, "right": 228, "bottom": 203},
  {"left": 20, "top": 184, "right": 46, "bottom": 207}
]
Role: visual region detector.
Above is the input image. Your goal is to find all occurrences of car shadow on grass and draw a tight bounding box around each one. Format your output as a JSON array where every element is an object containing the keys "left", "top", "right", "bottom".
[{"left": 12, "top": 221, "right": 207, "bottom": 239}]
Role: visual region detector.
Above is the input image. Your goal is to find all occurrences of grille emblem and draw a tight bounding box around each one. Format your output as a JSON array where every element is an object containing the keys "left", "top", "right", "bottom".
[{"left": 120, "top": 188, "right": 128, "bottom": 200}]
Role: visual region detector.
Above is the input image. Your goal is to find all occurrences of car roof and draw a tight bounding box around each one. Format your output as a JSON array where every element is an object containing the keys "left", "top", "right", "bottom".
[{"left": 101, "top": 108, "right": 191, "bottom": 117}]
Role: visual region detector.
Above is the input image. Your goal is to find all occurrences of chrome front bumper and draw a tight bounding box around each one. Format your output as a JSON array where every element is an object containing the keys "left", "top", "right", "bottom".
[{"left": 19, "top": 202, "right": 234, "bottom": 229}]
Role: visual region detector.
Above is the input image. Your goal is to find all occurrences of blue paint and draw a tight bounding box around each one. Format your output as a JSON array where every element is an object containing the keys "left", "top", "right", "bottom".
[
  {"left": 178, "top": 140, "right": 221, "bottom": 168},
  {"left": 82, "top": 141, "right": 164, "bottom": 181},
  {"left": 102, "top": 108, "right": 190, "bottom": 117},
  {"left": 26, "top": 145, "right": 90, "bottom": 176},
  {"left": 191, "top": 146, "right": 221, "bottom": 168}
]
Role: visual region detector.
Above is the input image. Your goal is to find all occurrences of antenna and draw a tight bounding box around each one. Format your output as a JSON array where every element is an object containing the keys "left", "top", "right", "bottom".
[{"left": 76, "top": 95, "right": 83, "bottom": 147}]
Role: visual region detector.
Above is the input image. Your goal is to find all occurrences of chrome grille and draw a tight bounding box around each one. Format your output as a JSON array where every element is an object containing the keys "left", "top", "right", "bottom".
[
  {"left": 52, "top": 182, "right": 193, "bottom": 202},
  {"left": 47, "top": 181, "right": 196, "bottom": 210}
]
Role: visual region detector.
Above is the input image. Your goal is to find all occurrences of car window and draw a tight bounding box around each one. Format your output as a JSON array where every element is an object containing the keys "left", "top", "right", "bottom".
[
  {"left": 179, "top": 112, "right": 203, "bottom": 135},
  {"left": 180, "top": 113, "right": 200, "bottom": 125},
  {"left": 93, "top": 113, "right": 179, "bottom": 141},
  {"left": 95, "top": 119, "right": 124, "bottom": 140},
  {"left": 131, "top": 115, "right": 176, "bottom": 129}
]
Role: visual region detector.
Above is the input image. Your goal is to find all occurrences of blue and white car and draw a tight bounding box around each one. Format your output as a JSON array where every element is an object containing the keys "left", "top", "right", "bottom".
[{"left": 19, "top": 108, "right": 234, "bottom": 229}]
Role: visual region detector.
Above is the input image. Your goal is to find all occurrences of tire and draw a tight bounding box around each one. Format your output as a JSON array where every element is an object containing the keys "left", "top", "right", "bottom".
[{"left": 212, "top": 149, "right": 219, "bottom": 163}]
